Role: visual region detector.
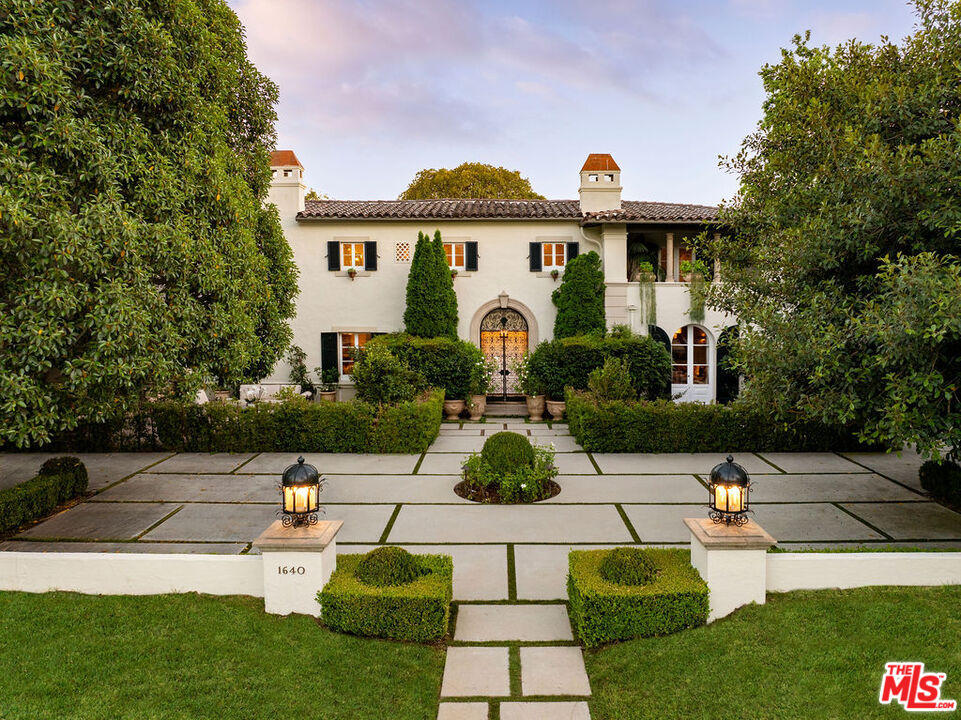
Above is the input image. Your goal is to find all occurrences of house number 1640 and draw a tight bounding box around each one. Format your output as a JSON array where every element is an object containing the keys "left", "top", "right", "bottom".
[{"left": 277, "top": 566, "right": 306, "bottom": 575}]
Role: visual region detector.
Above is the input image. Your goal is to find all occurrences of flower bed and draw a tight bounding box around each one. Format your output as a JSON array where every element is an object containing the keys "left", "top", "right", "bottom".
[{"left": 456, "top": 431, "right": 560, "bottom": 503}]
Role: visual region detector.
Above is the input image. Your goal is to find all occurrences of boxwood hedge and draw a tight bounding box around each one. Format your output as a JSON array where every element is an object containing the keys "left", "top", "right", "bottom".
[
  {"left": 319, "top": 552, "right": 453, "bottom": 642},
  {"left": 568, "top": 548, "right": 708, "bottom": 648},
  {"left": 0, "top": 457, "right": 88, "bottom": 533},
  {"left": 366, "top": 333, "right": 484, "bottom": 400}
]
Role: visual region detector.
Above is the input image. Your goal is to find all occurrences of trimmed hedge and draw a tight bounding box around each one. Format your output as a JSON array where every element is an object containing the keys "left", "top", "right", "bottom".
[
  {"left": 481, "top": 431, "right": 535, "bottom": 474},
  {"left": 319, "top": 552, "right": 453, "bottom": 642},
  {"left": 366, "top": 333, "right": 484, "bottom": 400},
  {"left": 527, "top": 335, "right": 670, "bottom": 401},
  {"left": 566, "top": 391, "right": 875, "bottom": 453},
  {"left": 49, "top": 392, "right": 443, "bottom": 454},
  {"left": 568, "top": 548, "right": 708, "bottom": 648},
  {"left": 920, "top": 460, "right": 961, "bottom": 506},
  {"left": 0, "top": 457, "right": 88, "bottom": 533}
]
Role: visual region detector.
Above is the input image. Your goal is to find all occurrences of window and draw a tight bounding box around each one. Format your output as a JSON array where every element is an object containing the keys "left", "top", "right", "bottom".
[
  {"left": 341, "top": 242, "right": 365, "bottom": 270},
  {"left": 542, "top": 242, "right": 566, "bottom": 270},
  {"left": 588, "top": 174, "right": 598, "bottom": 182},
  {"left": 444, "top": 242, "right": 465, "bottom": 270},
  {"left": 604, "top": 173, "right": 614, "bottom": 182},
  {"left": 395, "top": 241, "right": 411, "bottom": 263},
  {"left": 672, "top": 325, "right": 709, "bottom": 385},
  {"left": 340, "top": 332, "right": 372, "bottom": 375}
]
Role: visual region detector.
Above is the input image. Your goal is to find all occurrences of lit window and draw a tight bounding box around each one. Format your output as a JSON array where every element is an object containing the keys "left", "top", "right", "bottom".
[
  {"left": 672, "top": 325, "right": 709, "bottom": 385},
  {"left": 340, "top": 332, "right": 372, "bottom": 375},
  {"left": 341, "top": 242, "right": 365, "bottom": 270},
  {"left": 444, "top": 242, "right": 465, "bottom": 270},
  {"left": 542, "top": 243, "right": 566, "bottom": 270}
]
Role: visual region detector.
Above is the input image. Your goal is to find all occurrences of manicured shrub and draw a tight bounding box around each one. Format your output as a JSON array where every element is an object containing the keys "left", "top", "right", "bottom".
[
  {"left": 588, "top": 357, "right": 636, "bottom": 402},
  {"left": 527, "top": 334, "right": 670, "bottom": 401},
  {"left": 461, "top": 441, "right": 558, "bottom": 503},
  {"left": 565, "top": 391, "right": 876, "bottom": 453},
  {"left": 319, "top": 553, "right": 453, "bottom": 642},
  {"left": 367, "top": 391, "right": 444, "bottom": 453},
  {"left": 0, "top": 457, "right": 88, "bottom": 533},
  {"left": 481, "top": 432, "right": 535, "bottom": 475},
  {"left": 355, "top": 547, "right": 425, "bottom": 587},
  {"left": 568, "top": 548, "right": 708, "bottom": 648},
  {"left": 552, "top": 251, "right": 605, "bottom": 338},
  {"left": 404, "top": 230, "right": 458, "bottom": 339},
  {"left": 366, "top": 333, "right": 484, "bottom": 400},
  {"left": 919, "top": 460, "right": 961, "bottom": 506},
  {"left": 351, "top": 345, "right": 424, "bottom": 405},
  {"left": 599, "top": 547, "right": 657, "bottom": 586}
]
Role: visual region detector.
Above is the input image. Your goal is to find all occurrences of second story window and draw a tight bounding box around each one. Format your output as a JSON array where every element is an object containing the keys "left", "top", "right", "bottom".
[
  {"left": 444, "top": 242, "right": 465, "bottom": 270},
  {"left": 341, "top": 242, "right": 365, "bottom": 270},
  {"left": 542, "top": 242, "right": 567, "bottom": 270}
]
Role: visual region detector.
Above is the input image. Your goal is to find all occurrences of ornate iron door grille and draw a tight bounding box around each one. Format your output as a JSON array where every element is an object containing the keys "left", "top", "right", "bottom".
[{"left": 479, "top": 309, "right": 528, "bottom": 398}]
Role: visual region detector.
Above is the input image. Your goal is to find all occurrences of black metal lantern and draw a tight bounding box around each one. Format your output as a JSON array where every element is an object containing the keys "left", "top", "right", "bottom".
[
  {"left": 708, "top": 455, "right": 751, "bottom": 526},
  {"left": 280, "top": 456, "right": 322, "bottom": 528}
]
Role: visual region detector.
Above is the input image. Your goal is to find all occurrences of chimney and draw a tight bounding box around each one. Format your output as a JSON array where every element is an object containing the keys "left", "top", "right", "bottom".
[
  {"left": 268, "top": 150, "right": 306, "bottom": 214},
  {"left": 578, "top": 153, "right": 622, "bottom": 214}
]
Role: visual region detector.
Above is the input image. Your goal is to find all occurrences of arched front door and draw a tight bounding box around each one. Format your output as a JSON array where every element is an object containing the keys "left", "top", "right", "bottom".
[
  {"left": 479, "top": 308, "right": 529, "bottom": 398},
  {"left": 671, "top": 325, "right": 714, "bottom": 403}
]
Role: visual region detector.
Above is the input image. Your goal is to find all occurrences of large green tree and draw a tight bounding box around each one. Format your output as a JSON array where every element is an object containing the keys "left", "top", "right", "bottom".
[
  {"left": 707, "top": 0, "right": 961, "bottom": 457},
  {"left": 552, "top": 252, "right": 606, "bottom": 338},
  {"left": 0, "top": 0, "right": 298, "bottom": 446},
  {"left": 403, "top": 230, "right": 458, "bottom": 338},
  {"left": 399, "top": 162, "right": 545, "bottom": 200}
]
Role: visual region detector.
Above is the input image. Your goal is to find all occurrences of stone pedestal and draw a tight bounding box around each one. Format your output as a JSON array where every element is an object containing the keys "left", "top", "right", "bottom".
[
  {"left": 253, "top": 519, "right": 342, "bottom": 617},
  {"left": 684, "top": 518, "right": 776, "bottom": 622}
]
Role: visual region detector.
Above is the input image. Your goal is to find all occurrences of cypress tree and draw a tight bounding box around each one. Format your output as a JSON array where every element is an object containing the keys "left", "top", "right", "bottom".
[
  {"left": 552, "top": 251, "right": 606, "bottom": 338},
  {"left": 404, "top": 230, "right": 458, "bottom": 338}
]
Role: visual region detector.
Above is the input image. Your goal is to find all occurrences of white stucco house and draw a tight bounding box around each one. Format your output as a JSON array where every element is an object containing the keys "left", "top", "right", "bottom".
[{"left": 265, "top": 151, "right": 736, "bottom": 403}]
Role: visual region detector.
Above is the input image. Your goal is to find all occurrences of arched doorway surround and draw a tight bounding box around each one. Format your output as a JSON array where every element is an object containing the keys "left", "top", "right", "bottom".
[{"left": 471, "top": 296, "right": 538, "bottom": 398}]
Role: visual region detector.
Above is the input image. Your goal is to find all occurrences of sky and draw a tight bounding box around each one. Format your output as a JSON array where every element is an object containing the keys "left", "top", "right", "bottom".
[{"left": 228, "top": 0, "right": 919, "bottom": 206}]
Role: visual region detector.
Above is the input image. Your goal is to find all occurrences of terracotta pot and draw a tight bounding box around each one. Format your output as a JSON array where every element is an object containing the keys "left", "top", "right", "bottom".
[
  {"left": 525, "top": 394, "right": 546, "bottom": 421},
  {"left": 468, "top": 394, "right": 486, "bottom": 421},
  {"left": 443, "top": 399, "right": 466, "bottom": 420},
  {"left": 545, "top": 399, "right": 566, "bottom": 420},
  {"left": 317, "top": 390, "right": 337, "bottom": 403},
  {"left": 213, "top": 390, "right": 231, "bottom": 403}
]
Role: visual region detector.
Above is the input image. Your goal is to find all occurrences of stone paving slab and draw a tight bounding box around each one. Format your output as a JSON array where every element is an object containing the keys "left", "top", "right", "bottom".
[
  {"left": 437, "top": 702, "right": 489, "bottom": 720},
  {"left": 621, "top": 504, "right": 707, "bottom": 542},
  {"left": 0, "top": 452, "right": 171, "bottom": 492},
  {"left": 18, "top": 502, "right": 181, "bottom": 540},
  {"left": 93, "top": 474, "right": 277, "bottom": 503},
  {"left": 344, "top": 544, "right": 508, "bottom": 600},
  {"left": 551, "top": 454, "right": 597, "bottom": 474},
  {"left": 388, "top": 505, "right": 633, "bottom": 544},
  {"left": 545, "top": 475, "right": 705, "bottom": 504},
  {"left": 841, "top": 450, "right": 926, "bottom": 490},
  {"left": 593, "top": 453, "right": 777, "bottom": 475},
  {"left": 454, "top": 604, "right": 573, "bottom": 642},
  {"left": 839, "top": 502, "right": 961, "bottom": 540},
  {"left": 149, "top": 453, "right": 255, "bottom": 474},
  {"left": 238, "top": 453, "right": 419, "bottom": 475},
  {"left": 0, "top": 541, "right": 246, "bottom": 554},
  {"left": 530, "top": 436, "right": 581, "bottom": 453},
  {"left": 321, "top": 475, "right": 466, "bottom": 504},
  {"left": 750, "top": 503, "right": 884, "bottom": 542},
  {"left": 428, "top": 436, "right": 489, "bottom": 453},
  {"left": 416, "top": 454, "right": 470, "bottom": 475},
  {"left": 441, "top": 647, "right": 510, "bottom": 697},
  {"left": 520, "top": 646, "right": 591, "bottom": 696},
  {"left": 750, "top": 474, "right": 924, "bottom": 503},
  {"left": 500, "top": 702, "right": 591, "bottom": 720},
  {"left": 757, "top": 452, "right": 870, "bottom": 474}
]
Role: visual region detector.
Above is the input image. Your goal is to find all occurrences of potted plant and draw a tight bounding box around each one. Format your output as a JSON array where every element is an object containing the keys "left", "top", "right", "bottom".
[
  {"left": 443, "top": 395, "right": 466, "bottom": 420},
  {"left": 550, "top": 268, "right": 560, "bottom": 281},
  {"left": 347, "top": 267, "right": 357, "bottom": 280},
  {"left": 316, "top": 366, "right": 339, "bottom": 402},
  {"left": 513, "top": 354, "right": 546, "bottom": 421},
  {"left": 467, "top": 357, "right": 495, "bottom": 421},
  {"left": 681, "top": 259, "right": 711, "bottom": 323},
  {"left": 451, "top": 268, "right": 458, "bottom": 280}
]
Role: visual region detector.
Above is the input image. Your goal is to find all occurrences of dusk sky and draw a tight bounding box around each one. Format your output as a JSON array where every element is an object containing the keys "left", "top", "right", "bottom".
[{"left": 229, "top": 0, "right": 918, "bottom": 205}]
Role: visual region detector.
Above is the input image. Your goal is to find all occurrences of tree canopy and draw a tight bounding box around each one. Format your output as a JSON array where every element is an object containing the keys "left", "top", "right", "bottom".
[
  {"left": 552, "top": 252, "right": 606, "bottom": 338},
  {"left": 0, "top": 0, "right": 298, "bottom": 446},
  {"left": 403, "top": 230, "right": 458, "bottom": 339},
  {"left": 399, "top": 162, "right": 545, "bottom": 200},
  {"left": 708, "top": 0, "right": 961, "bottom": 458}
]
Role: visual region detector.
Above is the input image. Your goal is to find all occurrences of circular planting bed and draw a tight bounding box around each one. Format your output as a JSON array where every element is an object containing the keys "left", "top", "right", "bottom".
[
  {"left": 456, "top": 430, "right": 561, "bottom": 504},
  {"left": 454, "top": 477, "right": 561, "bottom": 503}
]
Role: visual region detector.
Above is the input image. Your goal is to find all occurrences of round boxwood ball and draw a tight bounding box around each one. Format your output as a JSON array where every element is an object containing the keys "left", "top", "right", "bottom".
[
  {"left": 355, "top": 546, "right": 424, "bottom": 587},
  {"left": 481, "top": 431, "right": 535, "bottom": 475},
  {"left": 599, "top": 547, "right": 657, "bottom": 586}
]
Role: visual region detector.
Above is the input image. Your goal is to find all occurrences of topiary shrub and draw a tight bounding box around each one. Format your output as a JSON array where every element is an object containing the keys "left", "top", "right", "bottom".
[
  {"left": 355, "top": 547, "right": 425, "bottom": 587},
  {"left": 404, "top": 230, "right": 458, "bottom": 339},
  {"left": 587, "top": 357, "right": 637, "bottom": 403},
  {"left": 599, "top": 547, "right": 658, "bottom": 586},
  {"left": 552, "top": 251, "right": 606, "bottom": 338},
  {"left": 481, "top": 432, "right": 535, "bottom": 475}
]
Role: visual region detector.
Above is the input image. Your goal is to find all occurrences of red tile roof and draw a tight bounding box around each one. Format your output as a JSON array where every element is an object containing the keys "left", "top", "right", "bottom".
[
  {"left": 580, "top": 154, "right": 620, "bottom": 172},
  {"left": 270, "top": 150, "right": 303, "bottom": 168}
]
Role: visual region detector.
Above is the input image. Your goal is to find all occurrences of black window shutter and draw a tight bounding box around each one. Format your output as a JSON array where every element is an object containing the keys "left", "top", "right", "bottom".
[
  {"left": 327, "top": 241, "right": 340, "bottom": 271},
  {"left": 567, "top": 241, "right": 579, "bottom": 261},
  {"left": 320, "top": 332, "right": 338, "bottom": 372},
  {"left": 465, "top": 242, "right": 478, "bottom": 272},
  {"left": 529, "top": 242, "right": 542, "bottom": 272},
  {"left": 364, "top": 241, "right": 377, "bottom": 271}
]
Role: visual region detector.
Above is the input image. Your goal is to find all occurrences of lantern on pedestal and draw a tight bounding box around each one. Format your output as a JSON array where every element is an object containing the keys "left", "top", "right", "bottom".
[
  {"left": 280, "top": 456, "right": 322, "bottom": 528},
  {"left": 708, "top": 455, "right": 751, "bottom": 526}
]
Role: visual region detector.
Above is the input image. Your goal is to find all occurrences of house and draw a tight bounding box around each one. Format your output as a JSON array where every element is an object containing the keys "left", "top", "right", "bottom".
[{"left": 266, "top": 151, "right": 736, "bottom": 403}]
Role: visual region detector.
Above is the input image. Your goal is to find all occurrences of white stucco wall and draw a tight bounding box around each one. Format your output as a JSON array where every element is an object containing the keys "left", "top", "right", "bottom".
[{"left": 766, "top": 552, "right": 961, "bottom": 592}]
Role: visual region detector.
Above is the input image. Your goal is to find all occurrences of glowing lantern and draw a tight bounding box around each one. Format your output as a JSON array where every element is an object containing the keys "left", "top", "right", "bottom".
[
  {"left": 280, "top": 456, "right": 322, "bottom": 528},
  {"left": 708, "top": 455, "right": 751, "bottom": 526}
]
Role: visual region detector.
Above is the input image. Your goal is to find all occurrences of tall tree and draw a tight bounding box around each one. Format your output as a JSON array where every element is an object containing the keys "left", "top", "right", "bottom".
[
  {"left": 0, "top": 0, "right": 298, "bottom": 446},
  {"left": 707, "top": 0, "right": 961, "bottom": 458},
  {"left": 399, "top": 162, "right": 545, "bottom": 200},
  {"left": 552, "top": 252, "right": 606, "bottom": 338},
  {"left": 403, "top": 230, "right": 458, "bottom": 339}
]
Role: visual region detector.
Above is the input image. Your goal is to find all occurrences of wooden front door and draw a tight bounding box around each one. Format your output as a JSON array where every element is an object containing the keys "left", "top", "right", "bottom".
[{"left": 479, "top": 309, "right": 529, "bottom": 398}]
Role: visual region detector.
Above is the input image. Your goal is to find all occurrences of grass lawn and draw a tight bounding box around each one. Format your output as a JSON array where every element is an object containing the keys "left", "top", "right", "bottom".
[
  {"left": 0, "top": 592, "right": 444, "bottom": 720},
  {"left": 586, "top": 586, "right": 961, "bottom": 720}
]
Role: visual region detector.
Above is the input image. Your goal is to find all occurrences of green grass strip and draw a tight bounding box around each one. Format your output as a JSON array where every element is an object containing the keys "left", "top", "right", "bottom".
[
  {"left": 509, "top": 645, "right": 522, "bottom": 696},
  {"left": 615, "top": 504, "right": 641, "bottom": 543},
  {"left": 378, "top": 504, "right": 402, "bottom": 544},
  {"left": 506, "top": 544, "right": 517, "bottom": 601}
]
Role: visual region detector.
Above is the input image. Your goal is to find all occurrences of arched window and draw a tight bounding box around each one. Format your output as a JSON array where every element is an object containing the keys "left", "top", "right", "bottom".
[{"left": 672, "top": 325, "right": 709, "bottom": 385}]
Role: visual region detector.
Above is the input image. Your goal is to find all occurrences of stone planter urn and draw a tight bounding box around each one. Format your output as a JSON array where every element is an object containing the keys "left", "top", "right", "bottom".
[
  {"left": 545, "top": 399, "right": 565, "bottom": 420},
  {"left": 444, "top": 399, "right": 466, "bottom": 420},
  {"left": 468, "top": 395, "right": 487, "bottom": 421},
  {"left": 525, "top": 394, "right": 546, "bottom": 421},
  {"left": 317, "top": 390, "right": 337, "bottom": 402}
]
